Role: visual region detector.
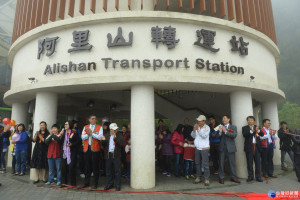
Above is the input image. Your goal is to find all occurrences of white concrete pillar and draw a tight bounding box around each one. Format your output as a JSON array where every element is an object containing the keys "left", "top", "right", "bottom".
[
  {"left": 230, "top": 91, "right": 253, "bottom": 179},
  {"left": 30, "top": 92, "right": 58, "bottom": 181},
  {"left": 261, "top": 101, "right": 280, "bottom": 165},
  {"left": 253, "top": 106, "right": 260, "bottom": 126},
  {"left": 130, "top": 85, "right": 155, "bottom": 189},
  {"left": 11, "top": 103, "right": 28, "bottom": 124},
  {"left": 7, "top": 103, "right": 29, "bottom": 168}
]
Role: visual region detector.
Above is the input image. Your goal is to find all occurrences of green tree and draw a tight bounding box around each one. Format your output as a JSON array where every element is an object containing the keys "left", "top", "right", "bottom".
[{"left": 278, "top": 101, "right": 300, "bottom": 130}]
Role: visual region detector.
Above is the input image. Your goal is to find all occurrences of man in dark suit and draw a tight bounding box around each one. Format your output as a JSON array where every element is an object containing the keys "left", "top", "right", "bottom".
[
  {"left": 242, "top": 116, "right": 264, "bottom": 182},
  {"left": 216, "top": 115, "right": 240, "bottom": 184},
  {"left": 102, "top": 123, "right": 123, "bottom": 191}
]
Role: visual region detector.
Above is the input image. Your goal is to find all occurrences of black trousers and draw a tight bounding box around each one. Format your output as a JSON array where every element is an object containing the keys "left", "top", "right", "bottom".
[
  {"left": 84, "top": 146, "right": 100, "bottom": 186},
  {"left": 105, "top": 153, "right": 121, "bottom": 188},
  {"left": 261, "top": 145, "right": 274, "bottom": 176},
  {"left": 121, "top": 148, "right": 127, "bottom": 175},
  {"left": 245, "top": 145, "right": 261, "bottom": 179},
  {"left": 294, "top": 153, "right": 300, "bottom": 181},
  {"left": 210, "top": 144, "right": 220, "bottom": 172},
  {"left": 77, "top": 150, "right": 84, "bottom": 174},
  {"left": 61, "top": 151, "right": 77, "bottom": 186},
  {"left": 163, "top": 155, "right": 172, "bottom": 173}
]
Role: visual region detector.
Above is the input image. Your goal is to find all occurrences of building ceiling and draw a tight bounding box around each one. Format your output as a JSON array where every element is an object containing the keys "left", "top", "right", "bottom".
[{"left": 0, "top": 0, "right": 16, "bottom": 56}]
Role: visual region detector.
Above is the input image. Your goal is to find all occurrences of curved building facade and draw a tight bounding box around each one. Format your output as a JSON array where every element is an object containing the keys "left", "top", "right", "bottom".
[{"left": 5, "top": 0, "right": 284, "bottom": 189}]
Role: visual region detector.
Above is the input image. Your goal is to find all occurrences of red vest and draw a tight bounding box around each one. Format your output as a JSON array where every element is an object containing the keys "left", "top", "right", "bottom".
[
  {"left": 82, "top": 124, "right": 102, "bottom": 152},
  {"left": 261, "top": 128, "right": 276, "bottom": 149}
]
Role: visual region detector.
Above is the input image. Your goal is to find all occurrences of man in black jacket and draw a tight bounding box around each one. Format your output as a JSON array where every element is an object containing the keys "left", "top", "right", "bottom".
[
  {"left": 102, "top": 123, "right": 123, "bottom": 191},
  {"left": 278, "top": 121, "right": 295, "bottom": 171},
  {"left": 242, "top": 116, "right": 264, "bottom": 182},
  {"left": 292, "top": 129, "right": 300, "bottom": 182}
]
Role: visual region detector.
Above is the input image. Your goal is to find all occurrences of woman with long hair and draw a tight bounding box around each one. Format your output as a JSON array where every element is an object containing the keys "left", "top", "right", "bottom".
[
  {"left": 31, "top": 121, "right": 50, "bottom": 183},
  {"left": 60, "top": 120, "right": 79, "bottom": 187},
  {"left": 13, "top": 124, "right": 28, "bottom": 176},
  {"left": 171, "top": 124, "right": 185, "bottom": 177}
]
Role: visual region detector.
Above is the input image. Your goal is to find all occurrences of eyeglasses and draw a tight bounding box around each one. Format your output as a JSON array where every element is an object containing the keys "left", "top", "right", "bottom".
[{"left": 64, "top": 124, "right": 69, "bottom": 126}]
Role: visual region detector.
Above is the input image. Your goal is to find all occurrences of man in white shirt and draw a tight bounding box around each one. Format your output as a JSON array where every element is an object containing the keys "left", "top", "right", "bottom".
[
  {"left": 260, "top": 119, "right": 278, "bottom": 178},
  {"left": 191, "top": 115, "right": 210, "bottom": 186},
  {"left": 242, "top": 116, "right": 264, "bottom": 182},
  {"left": 81, "top": 114, "right": 104, "bottom": 189}
]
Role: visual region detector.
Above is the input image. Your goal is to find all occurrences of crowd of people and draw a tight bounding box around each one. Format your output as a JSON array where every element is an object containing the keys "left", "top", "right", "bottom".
[{"left": 0, "top": 113, "right": 300, "bottom": 190}]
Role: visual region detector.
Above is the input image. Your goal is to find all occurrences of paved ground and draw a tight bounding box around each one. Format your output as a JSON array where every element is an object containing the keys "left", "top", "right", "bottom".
[{"left": 0, "top": 165, "right": 299, "bottom": 200}]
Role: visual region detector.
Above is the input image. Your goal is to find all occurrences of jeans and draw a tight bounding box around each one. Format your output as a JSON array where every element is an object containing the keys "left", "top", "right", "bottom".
[
  {"left": 1, "top": 151, "right": 6, "bottom": 169},
  {"left": 185, "top": 160, "right": 194, "bottom": 176},
  {"left": 48, "top": 158, "right": 61, "bottom": 182},
  {"left": 281, "top": 150, "right": 295, "bottom": 168},
  {"left": 174, "top": 153, "right": 184, "bottom": 176},
  {"left": 16, "top": 150, "right": 27, "bottom": 174}
]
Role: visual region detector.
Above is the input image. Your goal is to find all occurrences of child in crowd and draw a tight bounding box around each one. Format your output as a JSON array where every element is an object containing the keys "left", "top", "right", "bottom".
[
  {"left": 158, "top": 129, "right": 173, "bottom": 177},
  {"left": 45, "top": 124, "right": 62, "bottom": 186},
  {"left": 183, "top": 136, "right": 196, "bottom": 180},
  {"left": 125, "top": 137, "right": 131, "bottom": 179}
]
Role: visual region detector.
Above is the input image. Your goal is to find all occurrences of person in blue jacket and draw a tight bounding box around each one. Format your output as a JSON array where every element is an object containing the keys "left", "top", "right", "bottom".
[{"left": 12, "top": 123, "right": 28, "bottom": 176}]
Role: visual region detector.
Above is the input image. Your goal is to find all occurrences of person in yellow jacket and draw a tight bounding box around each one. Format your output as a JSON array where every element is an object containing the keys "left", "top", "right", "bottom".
[{"left": 9, "top": 125, "right": 17, "bottom": 174}]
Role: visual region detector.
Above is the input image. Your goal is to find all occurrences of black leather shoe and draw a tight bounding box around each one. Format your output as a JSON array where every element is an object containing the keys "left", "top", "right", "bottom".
[
  {"left": 92, "top": 185, "right": 98, "bottom": 189},
  {"left": 115, "top": 187, "right": 121, "bottom": 191},
  {"left": 33, "top": 180, "right": 40, "bottom": 184},
  {"left": 81, "top": 184, "right": 89, "bottom": 188},
  {"left": 104, "top": 185, "right": 113, "bottom": 190},
  {"left": 256, "top": 178, "right": 263, "bottom": 182},
  {"left": 247, "top": 177, "right": 254, "bottom": 182}
]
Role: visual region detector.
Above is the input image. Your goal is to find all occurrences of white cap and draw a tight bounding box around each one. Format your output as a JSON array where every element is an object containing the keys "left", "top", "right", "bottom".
[
  {"left": 109, "top": 123, "right": 119, "bottom": 130},
  {"left": 196, "top": 115, "right": 206, "bottom": 121}
]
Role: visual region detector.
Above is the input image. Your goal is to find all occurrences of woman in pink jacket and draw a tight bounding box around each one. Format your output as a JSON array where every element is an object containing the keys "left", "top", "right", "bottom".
[{"left": 171, "top": 124, "right": 185, "bottom": 177}]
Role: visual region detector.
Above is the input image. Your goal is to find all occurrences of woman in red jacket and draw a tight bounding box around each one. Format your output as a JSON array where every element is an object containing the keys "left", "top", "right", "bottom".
[{"left": 171, "top": 124, "right": 185, "bottom": 177}]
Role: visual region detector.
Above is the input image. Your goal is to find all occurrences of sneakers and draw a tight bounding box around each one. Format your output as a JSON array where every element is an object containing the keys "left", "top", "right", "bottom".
[
  {"left": 80, "top": 174, "right": 85, "bottom": 178},
  {"left": 204, "top": 179, "right": 210, "bottom": 186},
  {"left": 45, "top": 182, "right": 52, "bottom": 185},
  {"left": 213, "top": 171, "right": 218, "bottom": 175},
  {"left": 194, "top": 177, "right": 201, "bottom": 184},
  {"left": 162, "top": 171, "right": 167, "bottom": 175},
  {"left": 281, "top": 166, "right": 288, "bottom": 171},
  {"left": 190, "top": 174, "right": 196, "bottom": 179},
  {"left": 0, "top": 169, "right": 6, "bottom": 174},
  {"left": 57, "top": 182, "right": 61, "bottom": 186},
  {"left": 185, "top": 175, "right": 190, "bottom": 180},
  {"left": 166, "top": 172, "right": 171, "bottom": 177}
]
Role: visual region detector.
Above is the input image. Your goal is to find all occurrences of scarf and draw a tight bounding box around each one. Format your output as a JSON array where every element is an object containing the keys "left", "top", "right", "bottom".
[{"left": 63, "top": 130, "right": 71, "bottom": 164}]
